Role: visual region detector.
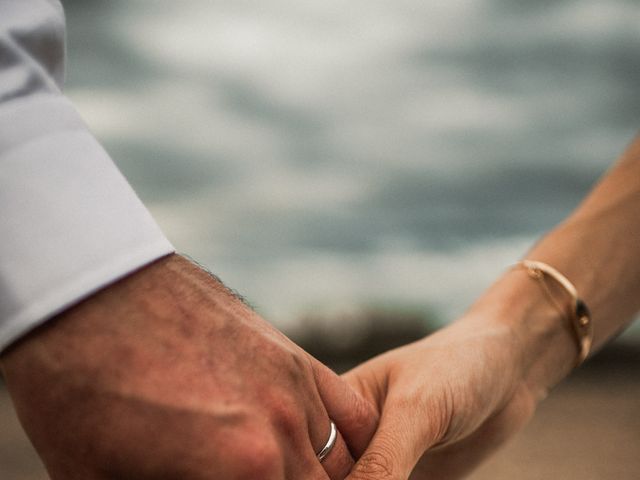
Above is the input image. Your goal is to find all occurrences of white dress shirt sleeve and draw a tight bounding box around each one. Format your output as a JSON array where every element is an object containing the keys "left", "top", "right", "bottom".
[{"left": 0, "top": 0, "right": 175, "bottom": 351}]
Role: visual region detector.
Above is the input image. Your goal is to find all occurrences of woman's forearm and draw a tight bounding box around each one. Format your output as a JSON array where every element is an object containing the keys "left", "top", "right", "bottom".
[
  {"left": 341, "top": 135, "right": 640, "bottom": 480},
  {"left": 472, "top": 134, "right": 640, "bottom": 398},
  {"left": 529, "top": 135, "right": 640, "bottom": 348}
]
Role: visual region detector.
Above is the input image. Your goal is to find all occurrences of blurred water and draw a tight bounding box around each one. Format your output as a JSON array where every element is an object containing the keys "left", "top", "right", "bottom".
[{"left": 63, "top": 0, "right": 640, "bottom": 330}]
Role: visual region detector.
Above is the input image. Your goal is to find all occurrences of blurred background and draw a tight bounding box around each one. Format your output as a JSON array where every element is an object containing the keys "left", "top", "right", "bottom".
[{"left": 2, "top": 0, "right": 639, "bottom": 478}]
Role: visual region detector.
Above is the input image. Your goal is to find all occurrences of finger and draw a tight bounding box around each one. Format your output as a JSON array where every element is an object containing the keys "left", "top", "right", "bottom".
[
  {"left": 287, "top": 407, "right": 353, "bottom": 480},
  {"left": 271, "top": 404, "right": 329, "bottom": 480},
  {"left": 311, "top": 360, "right": 379, "bottom": 458},
  {"left": 273, "top": 371, "right": 354, "bottom": 480},
  {"left": 314, "top": 424, "right": 355, "bottom": 480},
  {"left": 345, "top": 402, "right": 439, "bottom": 480}
]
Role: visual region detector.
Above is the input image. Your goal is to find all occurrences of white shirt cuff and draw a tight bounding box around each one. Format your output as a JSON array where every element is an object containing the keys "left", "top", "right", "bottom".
[{"left": 0, "top": 94, "right": 175, "bottom": 351}]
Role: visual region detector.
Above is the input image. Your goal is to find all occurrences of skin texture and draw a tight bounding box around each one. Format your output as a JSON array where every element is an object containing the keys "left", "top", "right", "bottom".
[
  {"left": 343, "top": 135, "right": 640, "bottom": 480},
  {"left": 0, "top": 254, "right": 378, "bottom": 480},
  {"left": 2, "top": 136, "right": 639, "bottom": 478},
  {"left": 343, "top": 273, "right": 575, "bottom": 480}
]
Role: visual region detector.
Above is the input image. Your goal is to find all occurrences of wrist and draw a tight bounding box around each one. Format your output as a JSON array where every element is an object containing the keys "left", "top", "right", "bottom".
[{"left": 467, "top": 268, "right": 578, "bottom": 402}]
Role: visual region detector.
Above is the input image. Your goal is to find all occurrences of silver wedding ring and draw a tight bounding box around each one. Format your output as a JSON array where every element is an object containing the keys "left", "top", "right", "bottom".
[{"left": 316, "top": 421, "right": 337, "bottom": 462}]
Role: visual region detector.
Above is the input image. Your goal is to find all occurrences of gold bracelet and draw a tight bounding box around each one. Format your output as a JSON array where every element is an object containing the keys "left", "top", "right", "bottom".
[{"left": 514, "top": 260, "right": 593, "bottom": 366}]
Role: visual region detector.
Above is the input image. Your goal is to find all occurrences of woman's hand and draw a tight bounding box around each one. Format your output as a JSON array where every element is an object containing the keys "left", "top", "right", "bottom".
[
  {"left": 343, "top": 320, "right": 534, "bottom": 479},
  {"left": 342, "top": 135, "right": 640, "bottom": 480},
  {"left": 343, "top": 272, "right": 577, "bottom": 480}
]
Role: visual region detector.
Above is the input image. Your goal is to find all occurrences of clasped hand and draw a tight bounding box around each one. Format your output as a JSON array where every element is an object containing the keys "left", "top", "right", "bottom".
[{"left": 1, "top": 255, "right": 551, "bottom": 480}]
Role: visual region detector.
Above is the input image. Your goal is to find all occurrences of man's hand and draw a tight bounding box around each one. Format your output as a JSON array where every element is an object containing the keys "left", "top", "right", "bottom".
[
  {"left": 0, "top": 254, "right": 377, "bottom": 480},
  {"left": 342, "top": 273, "right": 577, "bottom": 480}
]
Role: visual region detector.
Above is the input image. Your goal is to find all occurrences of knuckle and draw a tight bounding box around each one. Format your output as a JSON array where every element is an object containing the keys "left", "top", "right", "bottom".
[
  {"left": 269, "top": 396, "right": 303, "bottom": 438},
  {"left": 271, "top": 347, "right": 314, "bottom": 391},
  {"left": 290, "top": 347, "right": 313, "bottom": 373},
  {"left": 230, "top": 431, "right": 283, "bottom": 480},
  {"left": 287, "top": 350, "right": 315, "bottom": 386}
]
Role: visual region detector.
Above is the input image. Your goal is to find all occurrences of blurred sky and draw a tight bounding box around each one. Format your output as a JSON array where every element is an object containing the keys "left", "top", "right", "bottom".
[{"left": 62, "top": 0, "right": 640, "bottom": 331}]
